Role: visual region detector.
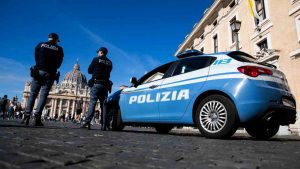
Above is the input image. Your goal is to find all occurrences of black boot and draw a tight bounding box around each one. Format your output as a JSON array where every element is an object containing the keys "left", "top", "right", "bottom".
[
  {"left": 34, "top": 115, "right": 44, "bottom": 126},
  {"left": 20, "top": 114, "right": 30, "bottom": 126},
  {"left": 80, "top": 122, "right": 91, "bottom": 130}
]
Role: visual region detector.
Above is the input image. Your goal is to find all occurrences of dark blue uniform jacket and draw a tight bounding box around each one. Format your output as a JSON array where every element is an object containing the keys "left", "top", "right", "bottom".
[
  {"left": 35, "top": 41, "right": 64, "bottom": 74},
  {"left": 88, "top": 56, "right": 112, "bottom": 81}
]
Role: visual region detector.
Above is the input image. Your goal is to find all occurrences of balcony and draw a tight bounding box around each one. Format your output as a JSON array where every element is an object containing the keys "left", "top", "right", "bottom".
[{"left": 255, "top": 48, "right": 280, "bottom": 63}]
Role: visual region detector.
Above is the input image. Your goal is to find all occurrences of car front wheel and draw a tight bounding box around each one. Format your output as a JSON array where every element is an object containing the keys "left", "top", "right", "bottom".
[{"left": 195, "top": 95, "right": 239, "bottom": 139}]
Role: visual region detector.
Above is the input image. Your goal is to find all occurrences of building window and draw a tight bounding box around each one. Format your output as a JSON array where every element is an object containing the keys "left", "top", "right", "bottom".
[
  {"left": 229, "top": 0, "right": 236, "bottom": 8},
  {"left": 255, "top": 0, "right": 266, "bottom": 25},
  {"left": 230, "top": 17, "right": 237, "bottom": 43},
  {"left": 213, "top": 35, "right": 218, "bottom": 53},
  {"left": 200, "top": 34, "right": 204, "bottom": 40},
  {"left": 213, "top": 19, "right": 218, "bottom": 27},
  {"left": 200, "top": 47, "right": 204, "bottom": 53},
  {"left": 257, "top": 38, "right": 268, "bottom": 50},
  {"left": 295, "top": 16, "right": 300, "bottom": 42}
]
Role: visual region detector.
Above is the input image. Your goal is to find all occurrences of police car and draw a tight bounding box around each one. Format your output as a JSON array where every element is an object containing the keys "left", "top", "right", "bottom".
[{"left": 106, "top": 50, "right": 296, "bottom": 139}]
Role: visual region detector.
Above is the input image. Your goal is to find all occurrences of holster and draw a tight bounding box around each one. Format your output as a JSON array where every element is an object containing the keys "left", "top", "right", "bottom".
[
  {"left": 30, "top": 66, "right": 40, "bottom": 79},
  {"left": 88, "top": 78, "right": 94, "bottom": 88}
]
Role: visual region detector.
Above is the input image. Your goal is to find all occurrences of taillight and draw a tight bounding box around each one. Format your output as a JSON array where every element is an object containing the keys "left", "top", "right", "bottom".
[{"left": 237, "top": 66, "right": 273, "bottom": 77}]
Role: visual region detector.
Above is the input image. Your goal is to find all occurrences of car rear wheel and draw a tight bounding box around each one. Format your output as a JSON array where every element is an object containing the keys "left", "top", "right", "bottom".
[
  {"left": 111, "top": 108, "right": 125, "bottom": 131},
  {"left": 195, "top": 95, "right": 238, "bottom": 139},
  {"left": 245, "top": 123, "right": 279, "bottom": 139},
  {"left": 154, "top": 124, "right": 173, "bottom": 134}
]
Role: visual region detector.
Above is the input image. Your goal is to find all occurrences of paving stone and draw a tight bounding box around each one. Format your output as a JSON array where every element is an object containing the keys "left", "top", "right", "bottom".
[{"left": 1, "top": 119, "right": 300, "bottom": 169}]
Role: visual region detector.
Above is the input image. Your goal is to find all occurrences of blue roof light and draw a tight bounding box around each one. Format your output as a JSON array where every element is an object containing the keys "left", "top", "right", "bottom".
[{"left": 176, "top": 50, "right": 203, "bottom": 58}]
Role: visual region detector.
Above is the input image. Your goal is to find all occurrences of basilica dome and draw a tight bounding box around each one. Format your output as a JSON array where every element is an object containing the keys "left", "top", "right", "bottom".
[{"left": 61, "top": 62, "right": 87, "bottom": 89}]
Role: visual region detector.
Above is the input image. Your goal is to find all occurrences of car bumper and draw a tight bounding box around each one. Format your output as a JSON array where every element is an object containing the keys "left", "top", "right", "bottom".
[{"left": 226, "top": 78, "right": 296, "bottom": 123}]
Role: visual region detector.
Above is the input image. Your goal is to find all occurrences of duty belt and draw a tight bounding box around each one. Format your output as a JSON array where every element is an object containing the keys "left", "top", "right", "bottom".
[{"left": 94, "top": 79, "right": 108, "bottom": 85}]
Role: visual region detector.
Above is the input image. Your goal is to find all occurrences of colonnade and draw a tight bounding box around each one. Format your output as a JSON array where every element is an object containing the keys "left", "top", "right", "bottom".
[{"left": 22, "top": 95, "right": 101, "bottom": 119}]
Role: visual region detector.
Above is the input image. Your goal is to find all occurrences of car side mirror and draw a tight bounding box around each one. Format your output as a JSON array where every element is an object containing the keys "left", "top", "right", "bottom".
[{"left": 130, "top": 77, "right": 138, "bottom": 88}]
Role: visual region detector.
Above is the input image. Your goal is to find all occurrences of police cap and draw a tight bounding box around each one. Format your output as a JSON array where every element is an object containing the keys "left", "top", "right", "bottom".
[
  {"left": 96, "top": 47, "right": 108, "bottom": 55},
  {"left": 48, "top": 33, "right": 60, "bottom": 42}
]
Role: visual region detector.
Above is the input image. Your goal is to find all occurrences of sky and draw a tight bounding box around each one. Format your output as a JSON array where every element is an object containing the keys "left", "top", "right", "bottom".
[{"left": 0, "top": 0, "right": 213, "bottom": 101}]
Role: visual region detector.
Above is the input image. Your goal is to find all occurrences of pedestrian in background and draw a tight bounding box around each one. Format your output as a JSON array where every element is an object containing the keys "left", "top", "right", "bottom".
[
  {"left": 21, "top": 33, "right": 64, "bottom": 126},
  {"left": 75, "top": 98, "right": 83, "bottom": 123},
  {"left": 81, "top": 47, "right": 113, "bottom": 130},
  {"left": 0, "top": 95, "right": 8, "bottom": 119},
  {"left": 91, "top": 110, "right": 100, "bottom": 125},
  {"left": 8, "top": 100, "right": 14, "bottom": 120}
]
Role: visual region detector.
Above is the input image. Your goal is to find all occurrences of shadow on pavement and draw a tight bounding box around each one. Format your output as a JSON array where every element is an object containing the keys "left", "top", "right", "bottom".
[
  {"left": 1, "top": 120, "right": 300, "bottom": 141},
  {"left": 121, "top": 128, "right": 300, "bottom": 141}
]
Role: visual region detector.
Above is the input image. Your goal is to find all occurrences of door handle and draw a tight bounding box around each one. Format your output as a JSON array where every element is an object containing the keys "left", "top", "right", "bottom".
[{"left": 149, "top": 85, "right": 159, "bottom": 89}]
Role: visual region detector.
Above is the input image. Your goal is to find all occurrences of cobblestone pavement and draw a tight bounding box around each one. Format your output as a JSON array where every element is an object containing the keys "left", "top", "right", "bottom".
[{"left": 0, "top": 119, "right": 300, "bottom": 169}]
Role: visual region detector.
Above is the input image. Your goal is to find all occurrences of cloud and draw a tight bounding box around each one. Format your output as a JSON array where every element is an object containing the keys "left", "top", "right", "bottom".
[
  {"left": 145, "top": 55, "right": 161, "bottom": 68},
  {"left": 77, "top": 23, "right": 162, "bottom": 88},
  {"left": 0, "top": 75, "right": 28, "bottom": 82},
  {"left": 0, "top": 57, "right": 29, "bottom": 100},
  {"left": 0, "top": 57, "right": 29, "bottom": 83}
]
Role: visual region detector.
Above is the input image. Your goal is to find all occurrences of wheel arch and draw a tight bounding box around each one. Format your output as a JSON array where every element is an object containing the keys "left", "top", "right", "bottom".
[{"left": 192, "top": 90, "right": 238, "bottom": 125}]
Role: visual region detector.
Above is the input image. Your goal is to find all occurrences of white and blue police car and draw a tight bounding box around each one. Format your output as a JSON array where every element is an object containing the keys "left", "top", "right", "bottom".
[{"left": 105, "top": 50, "right": 296, "bottom": 139}]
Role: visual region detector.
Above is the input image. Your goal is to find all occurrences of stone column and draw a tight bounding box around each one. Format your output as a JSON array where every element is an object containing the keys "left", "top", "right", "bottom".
[
  {"left": 71, "top": 100, "right": 76, "bottom": 118},
  {"left": 53, "top": 99, "right": 57, "bottom": 118},
  {"left": 83, "top": 100, "right": 86, "bottom": 116},
  {"left": 58, "top": 99, "right": 62, "bottom": 117},
  {"left": 50, "top": 99, "right": 54, "bottom": 117},
  {"left": 22, "top": 97, "right": 29, "bottom": 109},
  {"left": 67, "top": 100, "right": 70, "bottom": 115}
]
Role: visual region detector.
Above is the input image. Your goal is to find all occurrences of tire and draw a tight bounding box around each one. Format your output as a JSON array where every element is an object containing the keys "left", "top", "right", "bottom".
[
  {"left": 154, "top": 124, "right": 173, "bottom": 134},
  {"left": 245, "top": 123, "right": 279, "bottom": 140},
  {"left": 195, "top": 94, "right": 239, "bottom": 139},
  {"left": 111, "top": 108, "right": 124, "bottom": 131}
]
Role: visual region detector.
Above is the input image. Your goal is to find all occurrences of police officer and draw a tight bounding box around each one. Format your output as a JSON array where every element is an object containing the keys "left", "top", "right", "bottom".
[
  {"left": 21, "top": 33, "right": 64, "bottom": 126},
  {"left": 81, "top": 47, "right": 112, "bottom": 130}
]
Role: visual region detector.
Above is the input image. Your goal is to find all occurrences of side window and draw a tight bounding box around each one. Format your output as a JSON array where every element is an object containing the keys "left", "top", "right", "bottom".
[
  {"left": 139, "top": 61, "right": 174, "bottom": 84},
  {"left": 143, "top": 72, "right": 163, "bottom": 83},
  {"left": 172, "top": 57, "right": 214, "bottom": 76}
]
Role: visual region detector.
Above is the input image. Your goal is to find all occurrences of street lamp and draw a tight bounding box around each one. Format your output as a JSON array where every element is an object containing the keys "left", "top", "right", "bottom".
[{"left": 230, "top": 20, "right": 241, "bottom": 51}]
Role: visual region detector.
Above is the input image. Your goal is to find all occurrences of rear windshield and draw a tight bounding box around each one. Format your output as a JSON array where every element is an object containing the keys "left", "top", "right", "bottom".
[
  {"left": 227, "top": 52, "right": 257, "bottom": 63},
  {"left": 227, "top": 51, "right": 276, "bottom": 69}
]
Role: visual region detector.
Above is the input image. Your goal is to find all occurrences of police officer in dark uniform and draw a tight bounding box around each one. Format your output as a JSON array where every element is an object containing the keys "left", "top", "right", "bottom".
[
  {"left": 81, "top": 47, "right": 112, "bottom": 130},
  {"left": 21, "top": 33, "right": 64, "bottom": 126}
]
